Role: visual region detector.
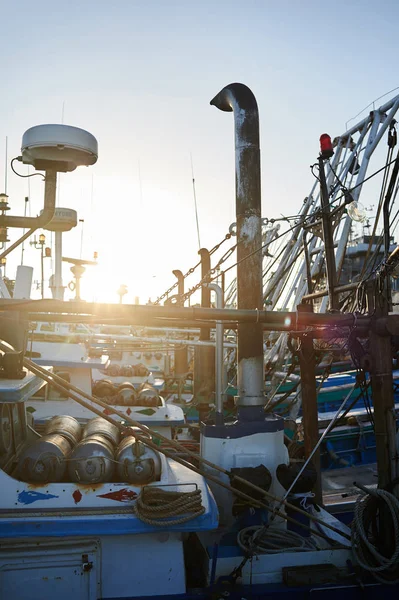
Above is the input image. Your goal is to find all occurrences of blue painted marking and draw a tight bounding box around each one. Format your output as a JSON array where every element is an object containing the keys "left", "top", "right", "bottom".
[{"left": 17, "top": 490, "right": 59, "bottom": 505}]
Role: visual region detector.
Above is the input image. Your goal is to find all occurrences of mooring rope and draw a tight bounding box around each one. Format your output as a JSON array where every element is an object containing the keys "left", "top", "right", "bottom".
[
  {"left": 352, "top": 488, "right": 399, "bottom": 584},
  {"left": 133, "top": 487, "right": 205, "bottom": 526}
]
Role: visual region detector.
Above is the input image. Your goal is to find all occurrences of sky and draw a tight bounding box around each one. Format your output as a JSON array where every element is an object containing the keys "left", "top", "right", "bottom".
[{"left": 1, "top": 0, "right": 399, "bottom": 303}]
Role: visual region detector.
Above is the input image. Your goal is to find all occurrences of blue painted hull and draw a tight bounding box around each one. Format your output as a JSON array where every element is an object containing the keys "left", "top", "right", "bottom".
[{"left": 106, "top": 582, "right": 398, "bottom": 599}]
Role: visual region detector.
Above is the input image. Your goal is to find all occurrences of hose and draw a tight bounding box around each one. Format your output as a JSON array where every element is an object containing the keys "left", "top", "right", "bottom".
[
  {"left": 352, "top": 488, "right": 399, "bottom": 584},
  {"left": 237, "top": 526, "right": 317, "bottom": 554},
  {"left": 133, "top": 486, "right": 205, "bottom": 526}
]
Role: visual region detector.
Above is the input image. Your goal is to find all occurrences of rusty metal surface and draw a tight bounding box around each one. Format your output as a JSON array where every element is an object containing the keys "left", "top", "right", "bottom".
[{"left": 211, "top": 83, "right": 264, "bottom": 407}]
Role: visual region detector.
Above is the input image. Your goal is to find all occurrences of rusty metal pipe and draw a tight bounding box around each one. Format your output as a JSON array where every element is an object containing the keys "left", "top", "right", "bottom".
[
  {"left": 211, "top": 83, "right": 264, "bottom": 411},
  {"left": 199, "top": 248, "right": 211, "bottom": 338},
  {"left": 0, "top": 298, "right": 370, "bottom": 326},
  {"left": 172, "top": 269, "right": 184, "bottom": 304},
  {"left": 0, "top": 170, "right": 57, "bottom": 261}
]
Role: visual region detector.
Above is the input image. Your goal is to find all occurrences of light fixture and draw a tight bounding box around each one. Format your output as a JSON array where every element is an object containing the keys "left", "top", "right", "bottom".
[
  {"left": 320, "top": 133, "right": 334, "bottom": 159},
  {"left": 0, "top": 193, "right": 9, "bottom": 212},
  {"left": 347, "top": 201, "right": 367, "bottom": 223}
]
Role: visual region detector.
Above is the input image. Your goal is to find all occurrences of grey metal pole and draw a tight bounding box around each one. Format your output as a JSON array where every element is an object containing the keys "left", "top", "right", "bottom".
[
  {"left": 195, "top": 248, "right": 215, "bottom": 421},
  {"left": 318, "top": 156, "right": 339, "bottom": 311},
  {"left": 211, "top": 83, "right": 264, "bottom": 417},
  {"left": 54, "top": 231, "right": 63, "bottom": 300},
  {"left": 40, "top": 244, "right": 44, "bottom": 299},
  {"left": 172, "top": 269, "right": 188, "bottom": 376},
  {"left": 208, "top": 283, "right": 224, "bottom": 425},
  {"left": 297, "top": 303, "right": 322, "bottom": 504}
]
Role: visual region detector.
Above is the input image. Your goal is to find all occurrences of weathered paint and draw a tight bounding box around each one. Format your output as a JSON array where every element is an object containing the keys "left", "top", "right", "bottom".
[
  {"left": 77, "top": 483, "right": 103, "bottom": 494},
  {"left": 72, "top": 489, "right": 82, "bottom": 504},
  {"left": 18, "top": 490, "right": 59, "bottom": 505},
  {"left": 97, "top": 488, "right": 137, "bottom": 502},
  {"left": 210, "top": 83, "right": 264, "bottom": 408}
]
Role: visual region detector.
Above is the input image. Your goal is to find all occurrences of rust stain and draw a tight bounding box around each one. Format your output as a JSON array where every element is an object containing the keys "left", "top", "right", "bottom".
[
  {"left": 97, "top": 488, "right": 137, "bottom": 502},
  {"left": 27, "top": 482, "right": 48, "bottom": 490},
  {"left": 72, "top": 489, "right": 82, "bottom": 504}
]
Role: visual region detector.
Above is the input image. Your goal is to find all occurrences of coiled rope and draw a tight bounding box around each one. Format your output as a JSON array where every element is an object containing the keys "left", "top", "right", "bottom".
[
  {"left": 352, "top": 488, "right": 399, "bottom": 584},
  {"left": 133, "top": 487, "right": 205, "bottom": 526},
  {"left": 237, "top": 526, "right": 317, "bottom": 555}
]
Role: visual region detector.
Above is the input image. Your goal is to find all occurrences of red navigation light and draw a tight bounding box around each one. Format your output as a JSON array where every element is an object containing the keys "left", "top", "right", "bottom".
[{"left": 320, "top": 133, "right": 334, "bottom": 159}]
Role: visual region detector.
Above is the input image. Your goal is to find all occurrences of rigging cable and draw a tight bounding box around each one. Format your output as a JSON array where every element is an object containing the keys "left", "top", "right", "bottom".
[
  {"left": 218, "top": 156, "right": 399, "bottom": 283},
  {"left": 190, "top": 154, "right": 201, "bottom": 251}
]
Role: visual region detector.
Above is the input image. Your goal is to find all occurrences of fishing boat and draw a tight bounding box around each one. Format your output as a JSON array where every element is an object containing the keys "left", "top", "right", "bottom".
[{"left": 0, "top": 83, "right": 399, "bottom": 600}]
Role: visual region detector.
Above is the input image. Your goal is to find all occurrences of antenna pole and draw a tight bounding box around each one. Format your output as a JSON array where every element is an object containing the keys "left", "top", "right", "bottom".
[
  {"left": 138, "top": 160, "right": 143, "bottom": 208},
  {"left": 79, "top": 219, "right": 84, "bottom": 259},
  {"left": 20, "top": 197, "right": 29, "bottom": 265},
  {"left": 4, "top": 137, "right": 8, "bottom": 194},
  {"left": 318, "top": 156, "right": 339, "bottom": 310},
  {"left": 190, "top": 154, "right": 201, "bottom": 250},
  {"left": 57, "top": 102, "right": 65, "bottom": 208}
]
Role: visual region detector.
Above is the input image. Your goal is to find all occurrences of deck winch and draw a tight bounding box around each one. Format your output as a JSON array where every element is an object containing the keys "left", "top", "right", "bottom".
[
  {"left": 82, "top": 416, "right": 120, "bottom": 446},
  {"left": 43, "top": 414, "right": 82, "bottom": 445},
  {"left": 116, "top": 436, "right": 162, "bottom": 484},
  {"left": 69, "top": 434, "right": 115, "bottom": 483},
  {"left": 18, "top": 433, "right": 72, "bottom": 483}
]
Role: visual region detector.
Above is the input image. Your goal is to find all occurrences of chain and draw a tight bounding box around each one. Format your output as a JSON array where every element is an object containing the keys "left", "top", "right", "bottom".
[
  {"left": 181, "top": 242, "right": 237, "bottom": 302},
  {"left": 153, "top": 261, "right": 201, "bottom": 305},
  {"left": 153, "top": 233, "right": 233, "bottom": 305}
]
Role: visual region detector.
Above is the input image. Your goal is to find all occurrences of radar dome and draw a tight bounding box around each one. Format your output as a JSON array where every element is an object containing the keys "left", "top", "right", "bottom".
[{"left": 21, "top": 124, "right": 98, "bottom": 172}]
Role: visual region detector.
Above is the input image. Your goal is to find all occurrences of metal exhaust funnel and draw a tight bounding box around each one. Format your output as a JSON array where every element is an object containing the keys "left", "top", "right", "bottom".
[{"left": 210, "top": 83, "right": 264, "bottom": 416}]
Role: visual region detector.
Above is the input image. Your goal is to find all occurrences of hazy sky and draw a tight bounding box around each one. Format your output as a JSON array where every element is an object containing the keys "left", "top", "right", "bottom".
[{"left": 2, "top": 0, "right": 399, "bottom": 302}]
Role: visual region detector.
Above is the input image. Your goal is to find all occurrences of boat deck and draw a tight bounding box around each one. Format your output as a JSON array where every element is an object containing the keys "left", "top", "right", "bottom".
[{"left": 322, "top": 462, "right": 377, "bottom": 519}]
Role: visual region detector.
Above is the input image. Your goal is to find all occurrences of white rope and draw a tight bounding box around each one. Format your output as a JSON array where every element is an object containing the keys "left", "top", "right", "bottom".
[{"left": 352, "top": 488, "right": 399, "bottom": 584}]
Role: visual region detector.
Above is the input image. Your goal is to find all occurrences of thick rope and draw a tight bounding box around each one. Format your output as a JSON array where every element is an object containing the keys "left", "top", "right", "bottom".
[
  {"left": 237, "top": 526, "right": 317, "bottom": 555},
  {"left": 133, "top": 487, "right": 205, "bottom": 526},
  {"left": 352, "top": 489, "right": 399, "bottom": 584}
]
